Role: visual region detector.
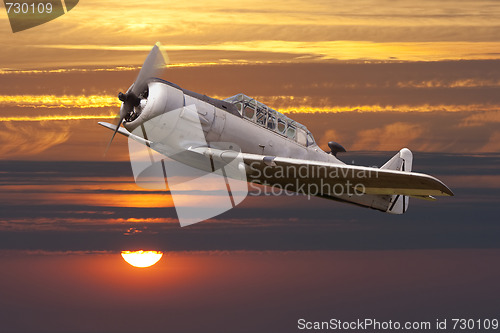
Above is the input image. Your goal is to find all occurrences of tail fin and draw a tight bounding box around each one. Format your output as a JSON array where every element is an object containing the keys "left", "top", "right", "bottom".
[{"left": 381, "top": 148, "right": 413, "bottom": 214}]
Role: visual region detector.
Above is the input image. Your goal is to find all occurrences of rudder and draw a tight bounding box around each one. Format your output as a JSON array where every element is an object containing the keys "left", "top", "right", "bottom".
[{"left": 381, "top": 148, "right": 413, "bottom": 214}]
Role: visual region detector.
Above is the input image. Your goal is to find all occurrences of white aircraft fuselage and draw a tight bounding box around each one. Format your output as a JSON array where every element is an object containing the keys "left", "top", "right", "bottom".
[
  {"left": 124, "top": 79, "right": 338, "bottom": 164},
  {"left": 99, "top": 78, "right": 452, "bottom": 215}
]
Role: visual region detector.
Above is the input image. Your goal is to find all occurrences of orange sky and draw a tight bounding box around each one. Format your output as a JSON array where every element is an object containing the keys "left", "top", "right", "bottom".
[
  {"left": 2, "top": 0, "right": 500, "bottom": 68},
  {"left": 1, "top": 61, "right": 500, "bottom": 160},
  {"left": 1, "top": 4, "right": 500, "bottom": 333},
  {"left": 1, "top": 0, "right": 500, "bottom": 159},
  {"left": 0, "top": 0, "right": 499, "bottom": 224},
  {"left": 1, "top": 249, "right": 498, "bottom": 332}
]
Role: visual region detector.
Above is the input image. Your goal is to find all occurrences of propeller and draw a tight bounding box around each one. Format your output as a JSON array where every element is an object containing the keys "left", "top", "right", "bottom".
[{"left": 105, "top": 42, "right": 168, "bottom": 153}]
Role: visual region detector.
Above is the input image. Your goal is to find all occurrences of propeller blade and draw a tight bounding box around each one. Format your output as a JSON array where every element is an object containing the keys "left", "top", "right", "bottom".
[
  {"left": 104, "top": 115, "right": 124, "bottom": 155},
  {"left": 131, "top": 42, "right": 168, "bottom": 96},
  {"left": 104, "top": 42, "right": 168, "bottom": 155}
]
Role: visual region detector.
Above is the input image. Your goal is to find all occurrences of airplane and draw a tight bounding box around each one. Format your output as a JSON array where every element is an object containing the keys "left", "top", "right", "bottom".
[{"left": 99, "top": 43, "right": 453, "bottom": 224}]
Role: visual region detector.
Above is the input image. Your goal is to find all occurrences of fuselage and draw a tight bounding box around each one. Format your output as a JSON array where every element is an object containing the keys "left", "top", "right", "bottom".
[
  {"left": 100, "top": 44, "right": 452, "bottom": 219},
  {"left": 120, "top": 79, "right": 398, "bottom": 211},
  {"left": 123, "top": 79, "right": 344, "bottom": 166},
  {"left": 110, "top": 77, "right": 453, "bottom": 215}
]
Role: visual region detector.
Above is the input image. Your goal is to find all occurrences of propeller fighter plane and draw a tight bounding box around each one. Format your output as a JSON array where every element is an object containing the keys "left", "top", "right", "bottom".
[{"left": 99, "top": 44, "right": 453, "bottom": 224}]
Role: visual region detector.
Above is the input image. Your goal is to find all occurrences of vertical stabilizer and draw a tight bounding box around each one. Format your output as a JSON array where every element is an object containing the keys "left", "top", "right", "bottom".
[{"left": 381, "top": 148, "right": 413, "bottom": 214}]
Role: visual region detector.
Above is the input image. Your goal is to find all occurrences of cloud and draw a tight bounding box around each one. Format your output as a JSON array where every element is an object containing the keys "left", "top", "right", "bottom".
[
  {"left": 27, "top": 41, "right": 500, "bottom": 63},
  {"left": 0, "top": 122, "right": 71, "bottom": 158},
  {"left": 0, "top": 114, "right": 115, "bottom": 122},
  {"left": 350, "top": 122, "right": 424, "bottom": 151},
  {"left": 397, "top": 79, "right": 500, "bottom": 88},
  {"left": 3, "top": 0, "right": 500, "bottom": 68},
  {"left": 459, "top": 110, "right": 500, "bottom": 127},
  {"left": 480, "top": 131, "right": 500, "bottom": 152},
  {"left": 0, "top": 94, "right": 118, "bottom": 109},
  {"left": 317, "top": 129, "right": 341, "bottom": 150}
]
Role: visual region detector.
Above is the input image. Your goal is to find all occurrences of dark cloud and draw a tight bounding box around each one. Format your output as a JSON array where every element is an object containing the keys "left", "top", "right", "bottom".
[{"left": 0, "top": 154, "right": 499, "bottom": 252}]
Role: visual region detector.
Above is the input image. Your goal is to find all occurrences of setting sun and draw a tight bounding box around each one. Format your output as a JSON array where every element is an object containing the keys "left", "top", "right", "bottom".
[{"left": 121, "top": 250, "right": 164, "bottom": 268}]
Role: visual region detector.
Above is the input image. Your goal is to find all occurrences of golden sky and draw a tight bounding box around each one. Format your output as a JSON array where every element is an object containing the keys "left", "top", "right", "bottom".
[
  {"left": 2, "top": 0, "right": 500, "bottom": 68},
  {"left": 1, "top": 0, "right": 500, "bottom": 159}
]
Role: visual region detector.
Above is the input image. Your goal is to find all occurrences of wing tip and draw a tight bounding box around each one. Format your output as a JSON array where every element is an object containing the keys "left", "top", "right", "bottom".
[
  {"left": 441, "top": 185, "right": 454, "bottom": 197},
  {"left": 431, "top": 175, "right": 454, "bottom": 197}
]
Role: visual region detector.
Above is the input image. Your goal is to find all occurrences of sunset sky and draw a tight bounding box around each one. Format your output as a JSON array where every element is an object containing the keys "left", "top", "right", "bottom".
[{"left": 1, "top": 1, "right": 500, "bottom": 332}]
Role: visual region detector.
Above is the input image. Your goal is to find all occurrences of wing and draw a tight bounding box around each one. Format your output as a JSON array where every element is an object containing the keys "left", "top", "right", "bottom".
[
  {"left": 98, "top": 122, "right": 452, "bottom": 198},
  {"left": 194, "top": 146, "right": 452, "bottom": 214},
  {"left": 99, "top": 122, "right": 453, "bottom": 214},
  {"left": 187, "top": 147, "right": 453, "bottom": 197}
]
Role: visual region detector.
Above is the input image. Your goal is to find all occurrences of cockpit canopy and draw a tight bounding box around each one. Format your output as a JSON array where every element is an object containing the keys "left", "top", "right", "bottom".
[{"left": 224, "top": 94, "right": 316, "bottom": 147}]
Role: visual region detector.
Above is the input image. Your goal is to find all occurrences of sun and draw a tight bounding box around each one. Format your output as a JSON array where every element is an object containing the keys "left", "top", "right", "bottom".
[{"left": 121, "top": 250, "right": 163, "bottom": 268}]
